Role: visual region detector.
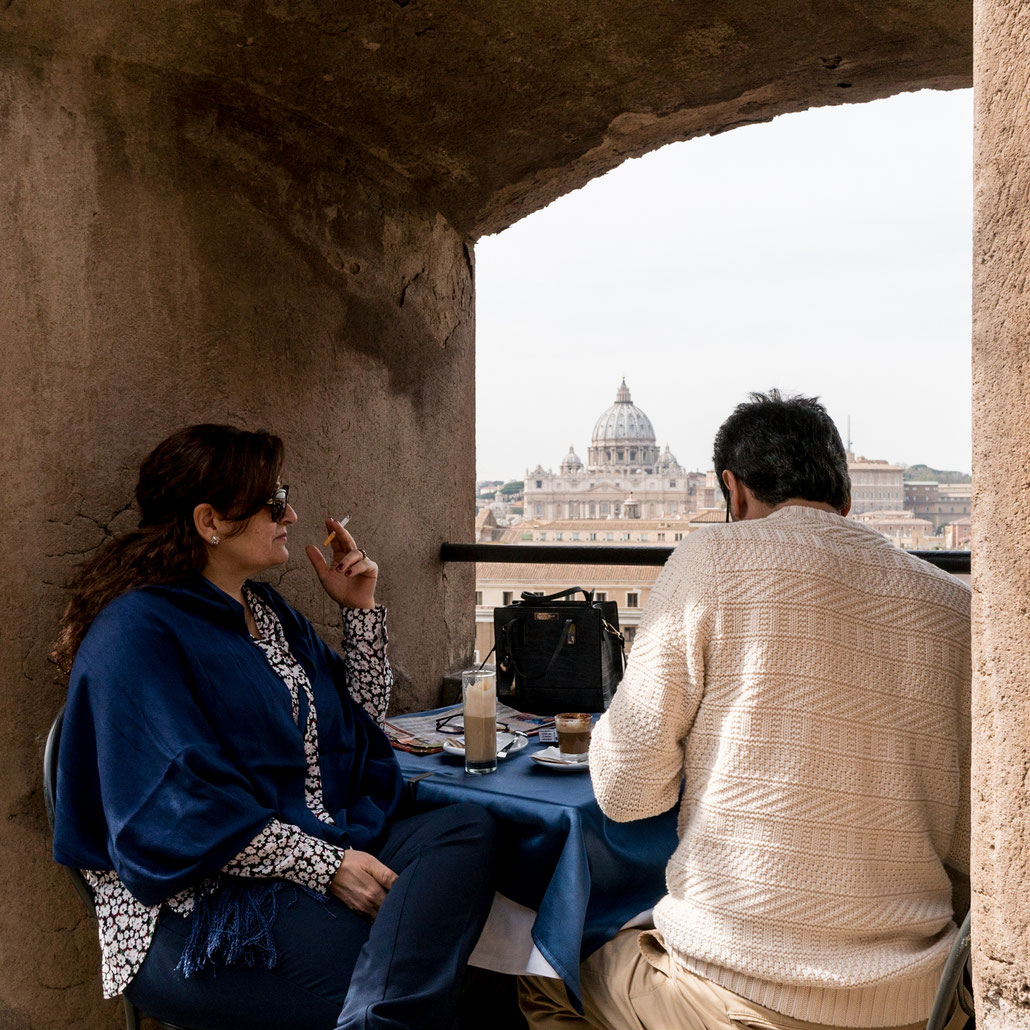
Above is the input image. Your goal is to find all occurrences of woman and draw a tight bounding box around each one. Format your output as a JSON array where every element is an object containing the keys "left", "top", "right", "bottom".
[{"left": 51, "top": 424, "right": 496, "bottom": 1030}]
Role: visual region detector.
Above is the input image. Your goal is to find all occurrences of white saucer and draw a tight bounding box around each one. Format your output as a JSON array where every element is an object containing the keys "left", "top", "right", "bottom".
[
  {"left": 530, "top": 746, "right": 590, "bottom": 772},
  {"left": 442, "top": 731, "right": 528, "bottom": 760}
]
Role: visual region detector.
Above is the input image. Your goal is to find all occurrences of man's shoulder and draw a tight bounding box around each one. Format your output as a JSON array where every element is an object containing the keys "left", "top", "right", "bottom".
[
  {"left": 701, "top": 508, "right": 969, "bottom": 608},
  {"left": 664, "top": 525, "right": 722, "bottom": 576},
  {"left": 889, "top": 549, "right": 971, "bottom": 611}
]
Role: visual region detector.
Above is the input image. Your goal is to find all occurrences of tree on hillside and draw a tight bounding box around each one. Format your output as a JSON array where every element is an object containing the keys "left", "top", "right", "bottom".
[{"left": 902, "top": 464, "right": 971, "bottom": 484}]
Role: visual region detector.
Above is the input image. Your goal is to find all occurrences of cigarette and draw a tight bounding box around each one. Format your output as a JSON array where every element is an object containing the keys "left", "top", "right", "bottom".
[{"left": 322, "top": 514, "right": 351, "bottom": 548}]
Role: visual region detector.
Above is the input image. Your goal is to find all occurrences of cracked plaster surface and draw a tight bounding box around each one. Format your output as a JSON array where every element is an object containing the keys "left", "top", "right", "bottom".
[{"left": 0, "top": 0, "right": 971, "bottom": 237}]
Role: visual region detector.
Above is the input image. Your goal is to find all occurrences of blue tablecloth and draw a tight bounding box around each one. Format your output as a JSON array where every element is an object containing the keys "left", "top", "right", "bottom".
[{"left": 395, "top": 727, "right": 677, "bottom": 1010}]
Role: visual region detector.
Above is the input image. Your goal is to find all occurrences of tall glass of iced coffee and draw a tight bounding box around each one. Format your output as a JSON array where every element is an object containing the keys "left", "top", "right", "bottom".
[{"left": 462, "top": 669, "right": 497, "bottom": 775}]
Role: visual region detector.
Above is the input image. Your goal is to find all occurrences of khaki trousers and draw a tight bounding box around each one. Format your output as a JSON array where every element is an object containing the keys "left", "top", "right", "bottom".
[{"left": 518, "top": 930, "right": 966, "bottom": 1030}]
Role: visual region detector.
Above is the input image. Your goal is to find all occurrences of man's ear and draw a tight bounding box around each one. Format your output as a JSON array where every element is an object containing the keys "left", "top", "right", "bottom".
[{"left": 721, "top": 470, "right": 747, "bottom": 522}]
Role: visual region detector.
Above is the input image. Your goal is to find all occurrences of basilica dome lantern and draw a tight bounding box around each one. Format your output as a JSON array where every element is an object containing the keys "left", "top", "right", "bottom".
[
  {"left": 560, "top": 446, "right": 584, "bottom": 475},
  {"left": 587, "top": 379, "right": 659, "bottom": 473},
  {"left": 656, "top": 444, "right": 682, "bottom": 476}
]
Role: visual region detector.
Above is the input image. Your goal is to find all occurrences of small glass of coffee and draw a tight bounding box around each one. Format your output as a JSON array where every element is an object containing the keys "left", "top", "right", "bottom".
[{"left": 554, "top": 713, "right": 592, "bottom": 763}]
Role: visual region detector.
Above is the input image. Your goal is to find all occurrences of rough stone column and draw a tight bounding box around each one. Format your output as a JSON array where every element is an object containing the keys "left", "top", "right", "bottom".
[
  {"left": 0, "top": 52, "right": 474, "bottom": 1028},
  {"left": 971, "top": 3, "right": 1030, "bottom": 1028}
]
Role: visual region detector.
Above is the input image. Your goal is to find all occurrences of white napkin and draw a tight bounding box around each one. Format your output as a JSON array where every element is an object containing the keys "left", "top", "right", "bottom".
[
  {"left": 452, "top": 731, "right": 522, "bottom": 757},
  {"left": 534, "top": 746, "right": 588, "bottom": 765}
]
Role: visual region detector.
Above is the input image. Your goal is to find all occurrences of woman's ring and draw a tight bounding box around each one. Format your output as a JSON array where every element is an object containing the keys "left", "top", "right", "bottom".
[{"left": 360, "top": 549, "right": 368, "bottom": 561}]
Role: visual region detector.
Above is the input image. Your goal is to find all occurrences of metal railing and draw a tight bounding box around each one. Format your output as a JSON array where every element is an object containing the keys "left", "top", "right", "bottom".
[{"left": 441, "top": 542, "right": 971, "bottom": 575}]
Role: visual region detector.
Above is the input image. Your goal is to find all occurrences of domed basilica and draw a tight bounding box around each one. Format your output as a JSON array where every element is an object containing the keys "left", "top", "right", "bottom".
[{"left": 524, "top": 380, "right": 714, "bottom": 520}]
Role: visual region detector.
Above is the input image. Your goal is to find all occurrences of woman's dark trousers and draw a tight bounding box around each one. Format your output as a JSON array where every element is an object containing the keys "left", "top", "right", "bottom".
[{"left": 126, "top": 803, "right": 497, "bottom": 1030}]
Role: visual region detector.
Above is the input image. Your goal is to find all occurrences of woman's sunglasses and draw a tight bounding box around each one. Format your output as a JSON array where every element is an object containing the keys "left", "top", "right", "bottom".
[{"left": 267, "top": 485, "right": 290, "bottom": 522}]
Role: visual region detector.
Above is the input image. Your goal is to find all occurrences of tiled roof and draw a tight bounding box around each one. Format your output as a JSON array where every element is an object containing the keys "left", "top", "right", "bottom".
[
  {"left": 475, "top": 563, "right": 661, "bottom": 584},
  {"left": 689, "top": 509, "right": 727, "bottom": 523},
  {"left": 504, "top": 518, "right": 691, "bottom": 532},
  {"left": 848, "top": 459, "right": 905, "bottom": 471}
]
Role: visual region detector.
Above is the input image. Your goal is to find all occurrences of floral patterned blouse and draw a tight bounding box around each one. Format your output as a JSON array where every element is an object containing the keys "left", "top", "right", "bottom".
[{"left": 83, "top": 593, "right": 392, "bottom": 998}]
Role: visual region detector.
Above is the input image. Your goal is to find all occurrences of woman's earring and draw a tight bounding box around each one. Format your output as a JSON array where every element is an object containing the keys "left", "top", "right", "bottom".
[{"left": 211, "top": 535, "right": 220, "bottom": 545}]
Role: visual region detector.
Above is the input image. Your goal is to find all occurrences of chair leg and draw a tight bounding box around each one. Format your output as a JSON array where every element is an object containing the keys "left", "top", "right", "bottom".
[
  {"left": 124, "top": 997, "right": 142, "bottom": 1030},
  {"left": 125, "top": 998, "right": 195, "bottom": 1030}
]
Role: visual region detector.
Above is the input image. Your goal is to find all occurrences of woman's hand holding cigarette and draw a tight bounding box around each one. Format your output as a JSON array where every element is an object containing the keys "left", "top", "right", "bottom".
[
  {"left": 305, "top": 516, "right": 378, "bottom": 610},
  {"left": 322, "top": 514, "right": 351, "bottom": 549}
]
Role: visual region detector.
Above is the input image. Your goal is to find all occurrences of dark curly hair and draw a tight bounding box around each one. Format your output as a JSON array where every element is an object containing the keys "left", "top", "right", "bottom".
[
  {"left": 51, "top": 424, "right": 284, "bottom": 673},
  {"left": 713, "top": 390, "right": 850, "bottom": 511}
]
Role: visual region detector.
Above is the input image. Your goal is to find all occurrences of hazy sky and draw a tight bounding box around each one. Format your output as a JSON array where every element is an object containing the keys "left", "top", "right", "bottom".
[{"left": 474, "top": 88, "right": 973, "bottom": 483}]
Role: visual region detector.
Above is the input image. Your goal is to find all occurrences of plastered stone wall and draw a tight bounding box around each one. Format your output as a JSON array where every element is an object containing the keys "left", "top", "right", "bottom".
[
  {"left": 971, "top": 2, "right": 1030, "bottom": 1027},
  {"left": 0, "top": 52, "right": 474, "bottom": 1028}
]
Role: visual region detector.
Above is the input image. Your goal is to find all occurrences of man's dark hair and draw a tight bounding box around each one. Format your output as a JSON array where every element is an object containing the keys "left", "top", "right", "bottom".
[{"left": 713, "top": 390, "right": 850, "bottom": 510}]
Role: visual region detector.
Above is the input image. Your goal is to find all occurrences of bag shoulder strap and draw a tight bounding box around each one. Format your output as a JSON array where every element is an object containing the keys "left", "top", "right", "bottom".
[
  {"left": 500, "top": 616, "right": 574, "bottom": 683},
  {"left": 602, "top": 618, "right": 627, "bottom": 675},
  {"left": 520, "top": 587, "right": 593, "bottom": 604}
]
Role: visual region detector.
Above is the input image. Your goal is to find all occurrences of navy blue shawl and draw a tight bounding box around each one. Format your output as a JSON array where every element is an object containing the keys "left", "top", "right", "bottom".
[{"left": 53, "top": 576, "right": 404, "bottom": 908}]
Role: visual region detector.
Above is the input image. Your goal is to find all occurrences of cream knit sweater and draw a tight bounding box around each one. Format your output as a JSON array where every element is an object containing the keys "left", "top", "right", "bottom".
[{"left": 590, "top": 506, "right": 971, "bottom": 1028}]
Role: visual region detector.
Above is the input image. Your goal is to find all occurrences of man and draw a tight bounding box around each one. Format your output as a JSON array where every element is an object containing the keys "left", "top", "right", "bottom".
[{"left": 520, "top": 390, "right": 971, "bottom": 1030}]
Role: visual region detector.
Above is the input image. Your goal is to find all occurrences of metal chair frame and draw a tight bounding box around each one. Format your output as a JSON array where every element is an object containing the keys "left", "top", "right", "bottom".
[
  {"left": 926, "top": 911, "right": 975, "bottom": 1030},
  {"left": 43, "top": 706, "right": 194, "bottom": 1030}
]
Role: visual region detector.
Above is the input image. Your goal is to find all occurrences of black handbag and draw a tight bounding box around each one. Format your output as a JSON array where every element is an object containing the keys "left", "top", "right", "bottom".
[{"left": 494, "top": 587, "right": 626, "bottom": 715}]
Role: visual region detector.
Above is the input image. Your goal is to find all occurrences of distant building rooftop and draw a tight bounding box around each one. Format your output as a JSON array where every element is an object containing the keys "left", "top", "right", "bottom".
[
  {"left": 476, "top": 562, "right": 661, "bottom": 584},
  {"left": 502, "top": 517, "right": 691, "bottom": 536},
  {"left": 689, "top": 509, "right": 728, "bottom": 524},
  {"left": 856, "top": 510, "right": 936, "bottom": 529}
]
